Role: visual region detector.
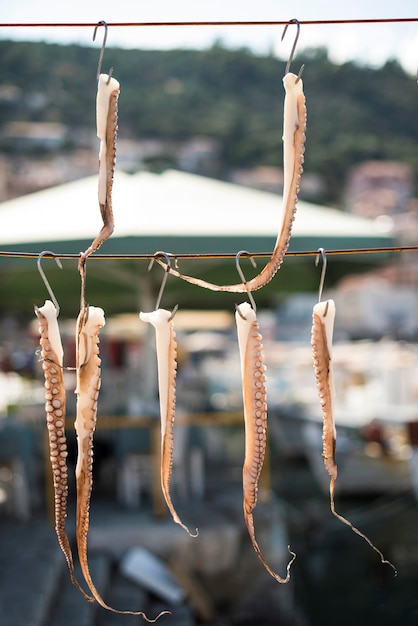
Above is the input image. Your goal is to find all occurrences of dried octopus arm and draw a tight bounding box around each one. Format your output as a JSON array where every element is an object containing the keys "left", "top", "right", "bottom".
[
  {"left": 140, "top": 309, "right": 198, "bottom": 537},
  {"left": 35, "top": 300, "right": 93, "bottom": 602},
  {"left": 312, "top": 300, "right": 397, "bottom": 575},
  {"left": 236, "top": 302, "right": 295, "bottom": 583},
  {"left": 161, "top": 72, "right": 306, "bottom": 293},
  {"left": 311, "top": 301, "right": 337, "bottom": 481},
  {"left": 79, "top": 74, "right": 119, "bottom": 267},
  {"left": 75, "top": 306, "right": 168, "bottom": 620}
]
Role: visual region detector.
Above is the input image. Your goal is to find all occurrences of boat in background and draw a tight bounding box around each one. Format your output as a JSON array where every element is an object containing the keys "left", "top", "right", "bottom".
[{"left": 302, "top": 419, "right": 412, "bottom": 496}]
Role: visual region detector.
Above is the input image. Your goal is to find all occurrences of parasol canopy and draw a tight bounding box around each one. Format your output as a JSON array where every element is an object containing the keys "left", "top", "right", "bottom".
[{"left": 0, "top": 170, "right": 394, "bottom": 315}]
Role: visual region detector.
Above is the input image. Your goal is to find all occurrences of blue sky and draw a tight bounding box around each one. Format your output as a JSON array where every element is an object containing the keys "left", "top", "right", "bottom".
[{"left": 2, "top": 1, "right": 418, "bottom": 73}]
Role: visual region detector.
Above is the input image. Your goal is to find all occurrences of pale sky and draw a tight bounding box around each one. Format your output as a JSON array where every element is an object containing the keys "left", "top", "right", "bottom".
[{"left": 1, "top": 1, "right": 418, "bottom": 74}]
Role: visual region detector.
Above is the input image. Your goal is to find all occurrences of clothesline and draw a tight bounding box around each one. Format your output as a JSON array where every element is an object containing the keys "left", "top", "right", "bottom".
[
  {"left": 0, "top": 246, "right": 416, "bottom": 262},
  {"left": 1, "top": 18, "right": 418, "bottom": 28}
]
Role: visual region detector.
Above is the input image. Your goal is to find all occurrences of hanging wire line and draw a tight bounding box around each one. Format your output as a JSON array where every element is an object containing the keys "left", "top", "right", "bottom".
[
  {"left": 0, "top": 245, "right": 417, "bottom": 262},
  {"left": 1, "top": 18, "right": 418, "bottom": 28}
]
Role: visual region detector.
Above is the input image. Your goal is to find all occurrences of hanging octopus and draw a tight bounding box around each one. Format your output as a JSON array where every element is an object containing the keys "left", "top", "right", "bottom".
[
  {"left": 79, "top": 70, "right": 119, "bottom": 269},
  {"left": 73, "top": 306, "right": 169, "bottom": 620},
  {"left": 312, "top": 299, "right": 397, "bottom": 575},
  {"left": 140, "top": 307, "right": 198, "bottom": 537},
  {"left": 35, "top": 299, "right": 93, "bottom": 601},
  {"left": 236, "top": 301, "right": 295, "bottom": 583},
  {"left": 159, "top": 71, "right": 306, "bottom": 292}
]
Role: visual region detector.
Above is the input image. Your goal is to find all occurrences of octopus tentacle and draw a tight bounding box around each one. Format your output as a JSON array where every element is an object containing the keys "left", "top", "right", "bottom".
[
  {"left": 140, "top": 308, "right": 198, "bottom": 537},
  {"left": 79, "top": 74, "right": 119, "bottom": 268},
  {"left": 75, "top": 306, "right": 169, "bottom": 620},
  {"left": 236, "top": 302, "right": 295, "bottom": 582},
  {"left": 161, "top": 73, "right": 306, "bottom": 293},
  {"left": 312, "top": 300, "right": 397, "bottom": 576},
  {"left": 35, "top": 300, "right": 93, "bottom": 601},
  {"left": 311, "top": 301, "right": 337, "bottom": 482}
]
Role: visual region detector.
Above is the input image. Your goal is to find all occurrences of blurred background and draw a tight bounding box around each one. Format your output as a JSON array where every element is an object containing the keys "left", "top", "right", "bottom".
[{"left": 1, "top": 9, "right": 418, "bottom": 626}]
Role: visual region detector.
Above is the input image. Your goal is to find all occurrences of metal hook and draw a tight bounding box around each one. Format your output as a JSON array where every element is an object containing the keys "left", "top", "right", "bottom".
[
  {"left": 79, "top": 254, "right": 87, "bottom": 314},
  {"left": 315, "top": 247, "right": 327, "bottom": 304},
  {"left": 236, "top": 250, "right": 257, "bottom": 314},
  {"left": 281, "top": 18, "right": 304, "bottom": 80},
  {"left": 148, "top": 251, "right": 175, "bottom": 313},
  {"left": 93, "top": 20, "right": 109, "bottom": 80},
  {"left": 37, "top": 251, "right": 63, "bottom": 315}
]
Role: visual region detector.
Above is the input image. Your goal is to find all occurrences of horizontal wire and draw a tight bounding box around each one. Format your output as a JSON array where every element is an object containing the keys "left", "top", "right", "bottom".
[
  {"left": 1, "top": 18, "right": 418, "bottom": 29},
  {"left": 0, "top": 246, "right": 416, "bottom": 262}
]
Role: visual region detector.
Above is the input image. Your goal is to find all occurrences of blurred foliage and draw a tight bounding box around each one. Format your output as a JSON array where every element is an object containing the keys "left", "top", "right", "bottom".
[{"left": 0, "top": 40, "right": 417, "bottom": 205}]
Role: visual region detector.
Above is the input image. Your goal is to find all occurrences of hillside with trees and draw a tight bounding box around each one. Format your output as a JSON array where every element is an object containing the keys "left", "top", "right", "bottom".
[{"left": 0, "top": 40, "right": 417, "bottom": 204}]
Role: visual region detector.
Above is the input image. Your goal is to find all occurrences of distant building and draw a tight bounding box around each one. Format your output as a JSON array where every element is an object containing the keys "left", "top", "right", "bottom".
[
  {"left": 0, "top": 155, "right": 10, "bottom": 201},
  {"left": 334, "top": 274, "right": 418, "bottom": 340},
  {"left": 177, "top": 136, "right": 221, "bottom": 176},
  {"left": 230, "top": 165, "right": 325, "bottom": 199},
  {"left": 345, "top": 160, "right": 414, "bottom": 219},
  {"left": 1, "top": 150, "right": 98, "bottom": 199},
  {"left": 230, "top": 166, "right": 284, "bottom": 194},
  {"left": 1, "top": 121, "right": 68, "bottom": 152},
  {"left": 0, "top": 84, "right": 22, "bottom": 105},
  {"left": 277, "top": 279, "right": 418, "bottom": 342}
]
